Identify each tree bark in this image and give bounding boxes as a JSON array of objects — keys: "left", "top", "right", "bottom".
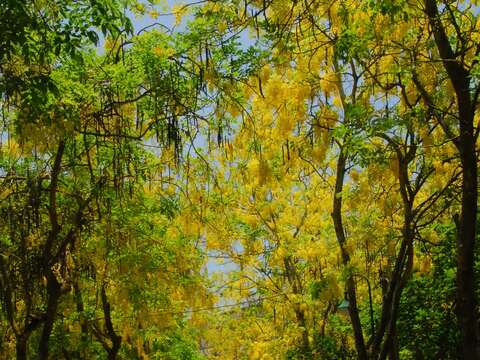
[
  {"left": 101, "top": 285, "right": 121, "bottom": 360},
  {"left": 332, "top": 150, "right": 368, "bottom": 360},
  {"left": 424, "top": 1, "right": 479, "bottom": 357},
  {"left": 16, "top": 335, "right": 27, "bottom": 360},
  {"left": 456, "top": 119, "right": 479, "bottom": 359},
  {"left": 38, "top": 273, "right": 61, "bottom": 360}
]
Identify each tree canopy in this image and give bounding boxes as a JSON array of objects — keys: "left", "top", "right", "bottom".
[{"left": 0, "top": 0, "right": 479, "bottom": 359}]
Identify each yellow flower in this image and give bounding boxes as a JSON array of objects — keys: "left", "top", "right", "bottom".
[
  {"left": 153, "top": 46, "right": 174, "bottom": 58},
  {"left": 172, "top": 4, "right": 187, "bottom": 25},
  {"left": 134, "top": 2, "right": 145, "bottom": 13},
  {"left": 218, "top": 20, "right": 227, "bottom": 33}
]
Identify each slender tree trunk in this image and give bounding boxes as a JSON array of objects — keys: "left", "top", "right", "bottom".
[
  {"left": 38, "top": 274, "right": 61, "bottom": 360},
  {"left": 332, "top": 150, "right": 368, "bottom": 360},
  {"left": 387, "top": 327, "right": 399, "bottom": 360},
  {"left": 38, "top": 140, "right": 65, "bottom": 360},
  {"left": 295, "top": 308, "right": 310, "bottom": 356},
  {"left": 456, "top": 118, "right": 478, "bottom": 358},
  {"left": 16, "top": 335, "right": 28, "bottom": 360},
  {"left": 101, "top": 285, "right": 121, "bottom": 360},
  {"left": 423, "top": 1, "right": 479, "bottom": 356},
  {"left": 380, "top": 162, "right": 414, "bottom": 360},
  {"left": 74, "top": 280, "right": 89, "bottom": 339}
]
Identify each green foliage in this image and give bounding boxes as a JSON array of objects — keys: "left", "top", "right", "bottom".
[
  {"left": 397, "top": 228, "right": 459, "bottom": 358},
  {"left": 0, "top": 0, "right": 479, "bottom": 359},
  {"left": 151, "top": 327, "right": 206, "bottom": 360}
]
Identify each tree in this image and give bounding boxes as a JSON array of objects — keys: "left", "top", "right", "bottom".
[
  {"left": 1, "top": 0, "right": 478, "bottom": 358},
  {"left": 0, "top": 1, "right": 213, "bottom": 358},
  {"left": 187, "top": 0, "right": 478, "bottom": 358}
]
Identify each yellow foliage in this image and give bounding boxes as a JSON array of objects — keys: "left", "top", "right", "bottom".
[{"left": 172, "top": 4, "right": 188, "bottom": 25}]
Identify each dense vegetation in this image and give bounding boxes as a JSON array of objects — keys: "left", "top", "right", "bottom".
[{"left": 0, "top": 0, "right": 479, "bottom": 359}]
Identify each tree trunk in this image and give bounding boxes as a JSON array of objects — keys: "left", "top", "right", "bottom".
[
  {"left": 456, "top": 119, "right": 479, "bottom": 359},
  {"left": 38, "top": 274, "right": 61, "bottom": 360},
  {"left": 332, "top": 150, "right": 368, "bottom": 360},
  {"left": 16, "top": 335, "right": 28, "bottom": 360},
  {"left": 74, "top": 280, "right": 89, "bottom": 338},
  {"left": 387, "top": 327, "right": 399, "bottom": 360},
  {"left": 424, "top": 1, "right": 479, "bottom": 356},
  {"left": 101, "top": 285, "right": 121, "bottom": 360}
]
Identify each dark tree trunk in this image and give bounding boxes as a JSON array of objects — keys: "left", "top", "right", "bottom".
[
  {"left": 101, "top": 285, "right": 121, "bottom": 360},
  {"left": 332, "top": 151, "right": 368, "bottom": 360},
  {"left": 456, "top": 116, "right": 479, "bottom": 359},
  {"left": 74, "top": 280, "right": 89, "bottom": 341},
  {"left": 16, "top": 335, "right": 27, "bottom": 360},
  {"left": 387, "top": 327, "right": 399, "bottom": 360},
  {"left": 424, "top": 1, "right": 479, "bottom": 357},
  {"left": 38, "top": 274, "right": 61, "bottom": 360}
]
